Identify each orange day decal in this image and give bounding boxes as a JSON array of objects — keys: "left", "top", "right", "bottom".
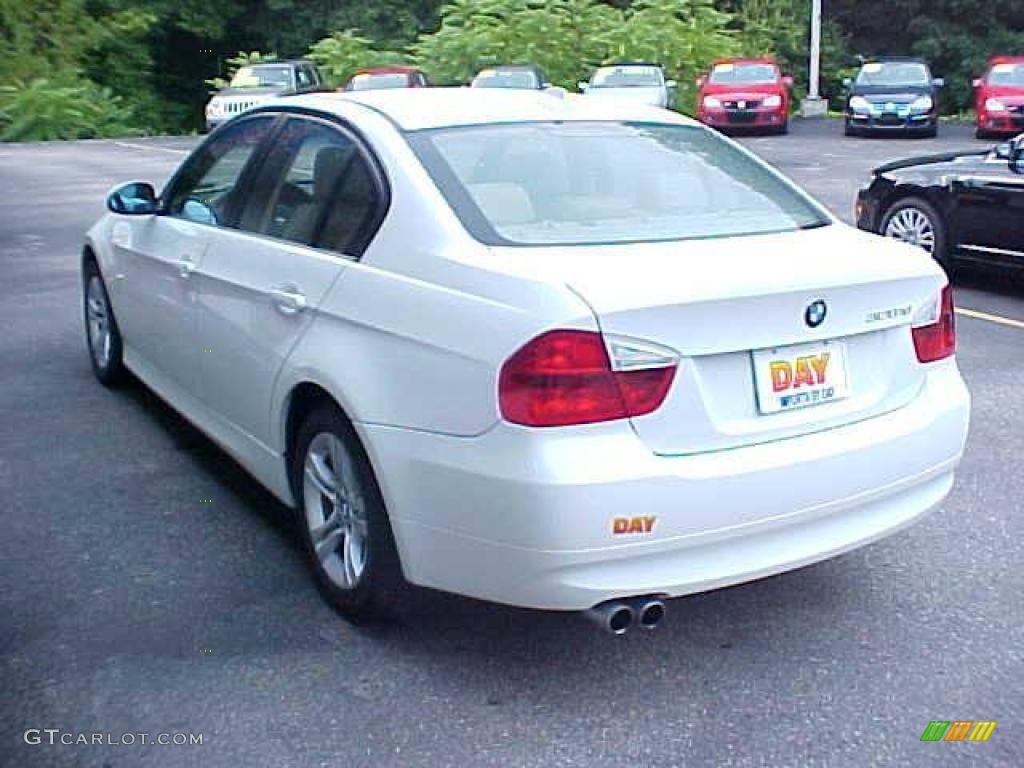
[
  {"left": 770, "top": 352, "right": 831, "bottom": 393},
  {"left": 613, "top": 516, "right": 656, "bottom": 535}
]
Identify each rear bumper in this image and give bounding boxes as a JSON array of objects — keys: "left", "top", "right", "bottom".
[{"left": 366, "top": 361, "right": 969, "bottom": 610}]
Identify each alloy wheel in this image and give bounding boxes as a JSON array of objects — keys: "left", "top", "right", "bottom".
[
  {"left": 884, "top": 207, "right": 936, "bottom": 254},
  {"left": 86, "top": 276, "right": 113, "bottom": 369},
  {"left": 302, "top": 432, "right": 369, "bottom": 590}
]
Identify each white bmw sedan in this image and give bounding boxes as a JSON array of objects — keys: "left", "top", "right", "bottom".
[{"left": 83, "top": 89, "right": 969, "bottom": 631}]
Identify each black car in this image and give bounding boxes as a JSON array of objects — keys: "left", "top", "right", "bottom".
[
  {"left": 844, "top": 57, "right": 944, "bottom": 138},
  {"left": 470, "top": 65, "right": 549, "bottom": 90},
  {"left": 856, "top": 134, "right": 1024, "bottom": 272}
]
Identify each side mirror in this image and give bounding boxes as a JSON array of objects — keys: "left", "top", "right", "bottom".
[
  {"left": 695, "top": 76, "right": 706, "bottom": 88},
  {"left": 782, "top": 75, "right": 794, "bottom": 88},
  {"left": 842, "top": 77, "right": 852, "bottom": 88},
  {"left": 665, "top": 79, "right": 678, "bottom": 89},
  {"left": 972, "top": 78, "right": 983, "bottom": 89},
  {"left": 106, "top": 182, "right": 159, "bottom": 215},
  {"left": 578, "top": 82, "right": 589, "bottom": 92},
  {"left": 933, "top": 77, "right": 945, "bottom": 88}
]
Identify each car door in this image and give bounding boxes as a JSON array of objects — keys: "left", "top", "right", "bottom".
[
  {"left": 116, "top": 114, "right": 276, "bottom": 395},
  {"left": 194, "top": 114, "right": 386, "bottom": 447},
  {"left": 951, "top": 151, "right": 1024, "bottom": 262}
]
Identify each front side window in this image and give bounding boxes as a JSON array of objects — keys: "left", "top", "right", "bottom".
[
  {"left": 591, "top": 66, "right": 662, "bottom": 88},
  {"left": 238, "top": 118, "right": 381, "bottom": 254},
  {"left": 855, "top": 61, "right": 931, "bottom": 87},
  {"left": 407, "top": 121, "right": 829, "bottom": 247},
  {"left": 164, "top": 116, "right": 274, "bottom": 226},
  {"left": 709, "top": 63, "right": 779, "bottom": 85}
]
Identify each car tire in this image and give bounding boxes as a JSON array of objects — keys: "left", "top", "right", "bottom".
[
  {"left": 975, "top": 127, "right": 992, "bottom": 140},
  {"left": 844, "top": 120, "right": 857, "bottom": 137},
  {"left": 879, "top": 196, "right": 952, "bottom": 272},
  {"left": 775, "top": 120, "right": 789, "bottom": 136},
  {"left": 291, "top": 403, "right": 405, "bottom": 622},
  {"left": 922, "top": 125, "right": 938, "bottom": 139},
  {"left": 83, "top": 259, "right": 128, "bottom": 387}
]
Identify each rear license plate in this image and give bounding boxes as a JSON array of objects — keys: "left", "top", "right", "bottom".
[{"left": 752, "top": 340, "right": 849, "bottom": 414}]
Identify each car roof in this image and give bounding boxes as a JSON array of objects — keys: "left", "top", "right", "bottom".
[
  {"left": 988, "top": 55, "right": 1024, "bottom": 65},
  {"left": 862, "top": 56, "right": 928, "bottom": 65},
  {"left": 248, "top": 59, "right": 314, "bottom": 67},
  {"left": 712, "top": 57, "right": 778, "bottom": 66},
  {"left": 277, "top": 87, "right": 696, "bottom": 131},
  {"left": 356, "top": 66, "right": 422, "bottom": 75}
]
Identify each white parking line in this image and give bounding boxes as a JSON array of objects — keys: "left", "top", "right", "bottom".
[
  {"left": 956, "top": 307, "right": 1024, "bottom": 330},
  {"left": 112, "top": 141, "right": 189, "bottom": 156}
]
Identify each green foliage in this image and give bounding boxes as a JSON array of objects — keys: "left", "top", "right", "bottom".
[
  {"left": 0, "top": 78, "right": 140, "bottom": 141},
  {"left": 205, "top": 51, "right": 281, "bottom": 92},
  {"left": 308, "top": 31, "right": 405, "bottom": 88}
]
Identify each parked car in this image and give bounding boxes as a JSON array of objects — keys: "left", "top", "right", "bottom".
[
  {"left": 696, "top": 58, "right": 793, "bottom": 134},
  {"left": 856, "top": 133, "right": 1024, "bottom": 272},
  {"left": 471, "top": 65, "right": 548, "bottom": 90},
  {"left": 86, "top": 88, "right": 968, "bottom": 630},
  {"left": 579, "top": 63, "right": 675, "bottom": 108},
  {"left": 844, "top": 57, "right": 944, "bottom": 138},
  {"left": 342, "top": 66, "right": 429, "bottom": 92},
  {"left": 205, "top": 60, "right": 323, "bottom": 132},
  {"left": 974, "top": 57, "right": 1024, "bottom": 139}
]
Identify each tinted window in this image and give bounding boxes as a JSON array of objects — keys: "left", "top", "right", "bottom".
[
  {"left": 988, "top": 62, "right": 1024, "bottom": 87},
  {"left": 591, "top": 66, "right": 662, "bottom": 88},
  {"left": 164, "top": 116, "right": 273, "bottom": 226},
  {"left": 709, "top": 63, "right": 778, "bottom": 85},
  {"left": 472, "top": 70, "right": 541, "bottom": 89},
  {"left": 230, "top": 66, "right": 292, "bottom": 89},
  {"left": 408, "top": 121, "right": 828, "bottom": 247},
  {"left": 296, "top": 67, "right": 313, "bottom": 88},
  {"left": 347, "top": 73, "right": 410, "bottom": 91},
  {"left": 238, "top": 118, "right": 380, "bottom": 254},
  {"left": 855, "top": 61, "right": 930, "bottom": 87}
]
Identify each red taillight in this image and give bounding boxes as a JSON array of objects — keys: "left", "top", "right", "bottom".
[
  {"left": 498, "top": 330, "right": 677, "bottom": 427},
  {"left": 912, "top": 285, "right": 956, "bottom": 363}
]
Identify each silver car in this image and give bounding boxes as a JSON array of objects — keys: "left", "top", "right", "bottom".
[{"left": 579, "top": 63, "right": 676, "bottom": 109}]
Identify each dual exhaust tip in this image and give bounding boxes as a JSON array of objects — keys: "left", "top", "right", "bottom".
[{"left": 585, "top": 596, "right": 666, "bottom": 635}]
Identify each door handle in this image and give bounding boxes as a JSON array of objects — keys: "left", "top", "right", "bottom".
[
  {"left": 178, "top": 256, "right": 197, "bottom": 279},
  {"left": 269, "top": 286, "right": 307, "bottom": 315}
]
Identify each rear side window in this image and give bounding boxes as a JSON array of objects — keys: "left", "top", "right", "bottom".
[
  {"left": 407, "top": 121, "right": 829, "bottom": 247},
  {"left": 237, "top": 117, "right": 383, "bottom": 255}
]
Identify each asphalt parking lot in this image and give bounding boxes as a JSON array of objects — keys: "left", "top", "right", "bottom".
[{"left": 1, "top": 118, "right": 1021, "bottom": 768}]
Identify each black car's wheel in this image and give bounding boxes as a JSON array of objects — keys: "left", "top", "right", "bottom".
[
  {"left": 83, "top": 259, "right": 128, "bottom": 387},
  {"left": 921, "top": 124, "right": 938, "bottom": 139},
  {"left": 291, "top": 403, "right": 405, "bottom": 621},
  {"left": 880, "top": 197, "right": 951, "bottom": 271},
  {"left": 844, "top": 120, "right": 858, "bottom": 137}
]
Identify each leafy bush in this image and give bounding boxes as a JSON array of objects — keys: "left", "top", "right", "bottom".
[{"left": 0, "top": 77, "right": 141, "bottom": 141}]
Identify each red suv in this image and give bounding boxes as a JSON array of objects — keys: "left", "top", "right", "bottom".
[
  {"left": 696, "top": 58, "right": 793, "bottom": 134},
  {"left": 342, "top": 67, "right": 429, "bottom": 92},
  {"left": 974, "top": 57, "right": 1024, "bottom": 139}
]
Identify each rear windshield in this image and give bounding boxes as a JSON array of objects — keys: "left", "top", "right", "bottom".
[
  {"left": 407, "top": 121, "right": 829, "bottom": 247},
  {"left": 709, "top": 63, "right": 778, "bottom": 85},
  {"left": 855, "top": 61, "right": 930, "bottom": 87},
  {"left": 988, "top": 62, "right": 1024, "bottom": 86},
  {"left": 472, "top": 70, "right": 541, "bottom": 89}
]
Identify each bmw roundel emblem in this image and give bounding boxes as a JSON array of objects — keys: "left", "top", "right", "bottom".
[{"left": 805, "top": 300, "right": 828, "bottom": 328}]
